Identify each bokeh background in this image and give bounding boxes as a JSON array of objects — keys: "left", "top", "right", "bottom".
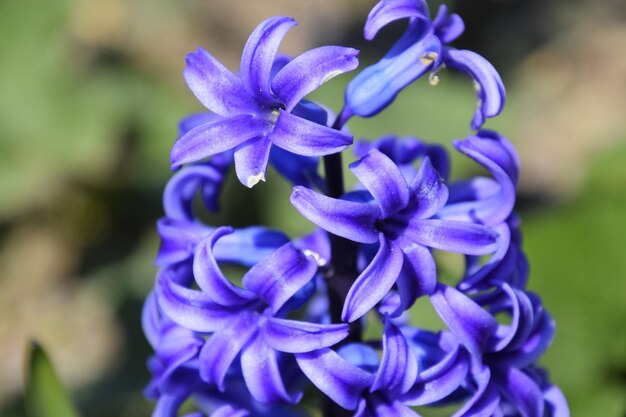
[{"left": 1, "top": 0, "right": 625, "bottom": 416}]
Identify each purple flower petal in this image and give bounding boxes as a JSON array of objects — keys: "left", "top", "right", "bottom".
[
  {"left": 486, "top": 284, "right": 534, "bottom": 353},
  {"left": 354, "top": 136, "right": 451, "bottom": 183},
  {"left": 270, "top": 110, "right": 353, "bottom": 156},
  {"left": 453, "top": 367, "right": 500, "bottom": 417},
  {"left": 199, "top": 312, "right": 258, "bottom": 389},
  {"left": 291, "top": 186, "right": 380, "bottom": 244},
  {"left": 345, "top": 23, "right": 442, "bottom": 117},
  {"left": 371, "top": 320, "right": 418, "bottom": 395},
  {"left": 142, "top": 291, "right": 161, "bottom": 349},
  {"left": 163, "top": 164, "right": 223, "bottom": 220},
  {"left": 441, "top": 131, "right": 518, "bottom": 226},
  {"left": 543, "top": 383, "right": 570, "bottom": 417},
  {"left": 178, "top": 112, "right": 219, "bottom": 136},
  {"left": 183, "top": 48, "right": 257, "bottom": 117},
  {"left": 156, "top": 323, "right": 203, "bottom": 390},
  {"left": 155, "top": 219, "right": 211, "bottom": 266},
  {"left": 269, "top": 145, "right": 323, "bottom": 189},
  {"left": 296, "top": 348, "right": 375, "bottom": 410},
  {"left": 402, "top": 344, "right": 469, "bottom": 406},
  {"left": 263, "top": 318, "right": 349, "bottom": 353},
  {"left": 211, "top": 405, "right": 249, "bottom": 417},
  {"left": 212, "top": 226, "right": 290, "bottom": 267},
  {"left": 443, "top": 49, "right": 505, "bottom": 130},
  {"left": 350, "top": 149, "right": 410, "bottom": 218},
  {"left": 156, "top": 270, "right": 238, "bottom": 333},
  {"left": 403, "top": 218, "right": 498, "bottom": 255},
  {"left": 364, "top": 0, "right": 430, "bottom": 40},
  {"left": 233, "top": 135, "right": 272, "bottom": 188},
  {"left": 241, "top": 333, "right": 302, "bottom": 405},
  {"left": 240, "top": 17, "right": 297, "bottom": 103},
  {"left": 496, "top": 295, "right": 555, "bottom": 368},
  {"left": 342, "top": 236, "right": 404, "bottom": 322},
  {"left": 495, "top": 368, "right": 544, "bottom": 417},
  {"left": 432, "top": 4, "right": 464, "bottom": 44},
  {"left": 430, "top": 284, "right": 498, "bottom": 358},
  {"left": 404, "top": 156, "right": 449, "bottom": 219},
  {"left": 356, "top": 396, "right": 419, "bottom": 417},
  {"left": 171, "top": 115, "right": 267, "bottom": 169},
  {"left": 272, "top": 46, "right": 359, "bottom": 111},
  {"left": 458, "top": 223, "right": 511, "bottom": 291},
  {"left": 395, "top": 241, "right": 437, "bottom": 312},
  {"left": 242, "top": 242, "right": 318, "bottom": 313},
  {"left": 193, "top": 228, "right": 255, "bottom": 306},
  {"left": 153, "top": 393, "right": 191, "bottom": 417}
]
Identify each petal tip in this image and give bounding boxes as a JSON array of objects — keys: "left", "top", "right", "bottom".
[{"left": 246, "top": 172, "right": 266, "bottom": 188}]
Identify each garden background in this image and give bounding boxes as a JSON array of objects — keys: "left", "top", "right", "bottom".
[{"left": 0, "top": 0, "right": 625, "bottom": 416}]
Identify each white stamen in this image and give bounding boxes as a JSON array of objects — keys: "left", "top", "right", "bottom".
[
  {"left": 303, "top": 249, "right": 326, "bottom": 267},
  {"left": 420, "top": 51, "right": 439, "bottom": 66}
]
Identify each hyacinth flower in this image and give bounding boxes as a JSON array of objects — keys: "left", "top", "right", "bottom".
[
  {"left": 345, "top": 0, "right": 505, "bottom": 129},
  {"left": 143, "top": 291, "right": 309, "bottom": 417},
  {"left": 170, "top": 16, "right": 359, "bottom": 187},
  {"left": 156, "top": 227, "right": 349, "bottom": 405},
  {"left": 143, "top": 2, "right": 568, "bottom": 416},
  {"left": 291, "top": 148, "right": 499, "bottom": 321},
  {"left": 430, "top": 284, "right": 568, "bottom": 416}
]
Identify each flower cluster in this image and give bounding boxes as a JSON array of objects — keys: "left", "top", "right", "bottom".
[{"left": 143, "top": 1, "right": 569, "bottom": 416}]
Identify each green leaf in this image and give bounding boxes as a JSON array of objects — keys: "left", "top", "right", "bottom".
[{"left": 24, "top": 341, "right": 81, "bottom": 417}]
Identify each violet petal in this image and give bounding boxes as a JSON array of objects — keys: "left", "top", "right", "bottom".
[
  {"left": 272, "top": 46, "right": 359, "bottom": 111},
  {"left": 291, "top": 186, "right": 380, "bottom": 244},
  {"left": 350, "top": 149, "right": 410, "bottom": 218},
  {"left": 233, "top": 135, "right": 272, "bottom": 188},
  {"left": 240, "top": 17, "right": 297, "bottom": 103},
  {"left": 430, "top": 284, "right": 498, "bottom": 358},
  {"left": 263, "top": 318, "right": 349, "bottom": 353},
  {"left": 156, "top": 271, "right": 237, "bottom": 333},
  {"left": 364, "top": 0, "right": 430, "bottom": 40},
  {"left": 199, "top": 312, "right": 258, "bottom": 389},
  {"left": 371, "top": 319, "right": 418, "bottom": 395},
  {"left": 183, "top": 48, "right": 257, "bottom": 116},
  {"left": 443, "top": 49, "right": 505, "bottom": 130},
  {"left": 270, "top": 109, "right": 353, "bottom": 156},
  {"left": 242, "top": 242, "right": 318, "bottom": 313},
  {"left": 193, "top": 228, "right": 255, "bottom": 305},
  {"left": 170, "top": 115, "right": 266, "bottom": 169},
  {"left": 404, "top": 218, "right": 498, "bottom": 255},
  {"left": 296, "top": 348, "right": 375, "bottom": 410},
  {"left": 342, "top": 236, "right": 404, "bottom": 322},
  {"left": 241, "top": 333, "right": 302, "bottom": 405}
]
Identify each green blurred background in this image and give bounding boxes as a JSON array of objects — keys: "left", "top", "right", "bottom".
[{"left": 1, "top": 0, "right": 625, "bottom": 416}]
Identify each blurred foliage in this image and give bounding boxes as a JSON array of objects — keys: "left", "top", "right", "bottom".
[
  {"left": 24, "top": 343, "right": 80, "bottom": 417},
  {"left": 0, "top": 0, "right": 625, "bottom": 416}
]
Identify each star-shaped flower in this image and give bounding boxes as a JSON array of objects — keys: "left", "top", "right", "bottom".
[
  {"left": 291, "top": 149, "right": 498, "bottom": 322},
  {"left": 156, "top": 227, "right": 349, "bottom": 405},
  {"left": 171, "top": 16, "right": 359, "bottom": 187}
]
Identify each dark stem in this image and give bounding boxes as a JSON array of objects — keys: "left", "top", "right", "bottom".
[
  {"left": 321, "top": 113, "right": 361, "bottom": 417},
  {"left": 322, "top": 152, "right": 361, "bottom": 342},
  {"left": 322, "top": 107, "right": 360, "bottom": 341}
]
